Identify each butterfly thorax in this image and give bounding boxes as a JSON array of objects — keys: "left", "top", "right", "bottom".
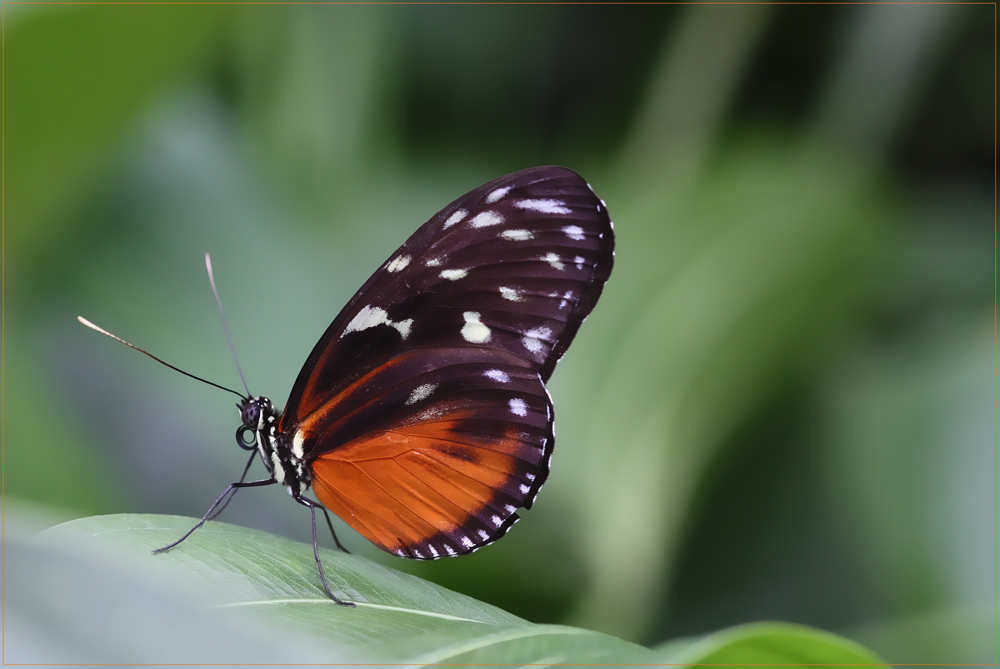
[{"left": 239, "top": 396, "right": 311, "bottom": 496}]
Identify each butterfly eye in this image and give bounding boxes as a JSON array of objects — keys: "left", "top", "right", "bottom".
[{"left": 241, "top": 401, "right": 260, "bottom": 428}]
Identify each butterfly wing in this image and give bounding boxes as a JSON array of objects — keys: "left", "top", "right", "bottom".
[
  {"left": 279, "top": 166, "right": 614, "bottom": 558},
  {"left": 304, "top": 346, "right": 553, "bottom": 558}
]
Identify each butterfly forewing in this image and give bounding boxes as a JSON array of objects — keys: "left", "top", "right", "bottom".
[{"left": 279, "top": 166, "right": 614, "bottom": 559}]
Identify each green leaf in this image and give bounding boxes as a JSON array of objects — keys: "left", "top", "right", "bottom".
[
  {"left": 10, "top": 511, "right": 888, "bottom": 665},
  {"left": 655, "top": 621, "right": 890, "bottom": 666},
  {"left": 12, "top": 513, "right": 650, "bottom": 664}
]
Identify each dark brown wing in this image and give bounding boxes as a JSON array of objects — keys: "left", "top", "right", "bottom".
[{"left": 278, "top": 166, "right": 614, "bottom": 558}]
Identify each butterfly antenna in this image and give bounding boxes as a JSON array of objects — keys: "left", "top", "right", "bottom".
[
  {"left": 204, "top": 253, "right": 252, "bottom": 398},
  {"left": 77, "top": 316, "right": 245, "bottom": 399}
]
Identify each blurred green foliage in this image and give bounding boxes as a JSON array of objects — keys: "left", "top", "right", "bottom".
[{"left": 5, "top": 2, "right": 992, "bottom": 663}]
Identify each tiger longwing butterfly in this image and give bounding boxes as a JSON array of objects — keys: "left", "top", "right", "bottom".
[{"left": 81, "top": 166, "right": 614, "bottom": 605}]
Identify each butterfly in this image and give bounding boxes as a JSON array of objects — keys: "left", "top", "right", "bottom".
[{"left": 81, "top": 165, "right": 614, "bottom": 605}]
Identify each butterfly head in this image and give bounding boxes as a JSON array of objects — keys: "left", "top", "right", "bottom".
[
  {"left": 236, "top": 396, "right": 277, "bottom": 455},
  {"left": 238, "top": 396, "right": 270, "bottom": 430},
  {"left": 236, "top": 395, "right": 305, "bottom": 492}
]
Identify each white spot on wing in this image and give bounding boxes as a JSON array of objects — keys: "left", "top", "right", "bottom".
[
  {"left": 426, "top": 257, "right": 443, "bottom": 267},
  {"left": 522, "top": 337, "right": 544, "bottom": 354},
  {"left": 519, "top": 483, "right": 530, "bottom": 494},
  {"left": 504, "top": 504, "right": 516, "bottom": 513},
  {"left": 562, "top": 225, "right": 585, "bottom": 240},
  {"left": 559, "top": 290, "right": 574, "bottom": 309},
  {"left": 542, "top": 253, "right": 564, "bottom": 270},
  {"left": 501, "top": 229, "right": 533, "bottom": 241},
  {"left": 415, "top": 407, "right": 446, "bottom": 421},
  {"left": 461, "top": 311, "right": 491, "bottom": 343},
  {"left": 477, "top": 529, "right": 490, "bottom": 540},
  {"left": 492, "top": 514, "right": 503, "bottom": 527},
  {"left": 515, "top": 198, "right": 571, "bottom": 215},
  {"left": 508, "top": 398, "right": 528, "bottom": 416},
  {"left": 444, "top": 209, "right": 468, "bottom": 228},
  {"left": 461, "top": 536, "right": 474, "bottom": 548},
  {"left": 343, "top": 305, "right": 414, "bottom": 339},
  {"left": 393, "top": 319, "right": 413, "bottom": 339},
  {"left": 440, "top": 268, "right": 468, "bottom": 281},
  {"left": 444, "top": 544, "right": 457, "bottom": 556},
  {"left": 469, "top": 210, "right": 504, "bottom": 228},
  {"left": 485, "top": 186, "right": 511, "bottom": 203},
  {"left": 498, "top": 286, "right": 522, "bottom": 302},
  {"left": 427, "top": 544, "right": 439, "bottom": 558},
  {"left": 522, "top": 326, "right": 552, "bottom": 354},
  {"left": 574, "top": 255, "right": 585, "bottom": 269},
  {"left": 386, "top": 255, "right": 410, "bottom": 272},
  {"left": 484, "top": 369, "right": 510, "bottom": 383},
  {"left": 413, "top": 549, "right": 424, "bottom": 559},
  {"left": 343, "top": 305, "right": 387, "bottom": 336},
  {"left": 406, "top": 383, "right": 437, "bottom": 405}
]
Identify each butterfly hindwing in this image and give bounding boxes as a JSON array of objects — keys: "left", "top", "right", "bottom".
[
  {"left": 279, "top": 166, "right": 614, "bottom": 559},
  {"left": 305, "top": 347, "right": 552, "bottom": 558}
]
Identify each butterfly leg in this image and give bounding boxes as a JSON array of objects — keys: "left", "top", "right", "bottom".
[
  {"left": 319, "top": 505, "right": 351, "bottom": 554},
  {"left": 293, "top": 493, "right": 355, "bottom": 606},
  {"left": 298, "top": 493, "right": 350, "bottom": 554},
  {"left": 153, "top": 474, "right": 276, "bottom": 554},
  {"left": 205, "top": 451, "right": 257, "bottom": 522}
]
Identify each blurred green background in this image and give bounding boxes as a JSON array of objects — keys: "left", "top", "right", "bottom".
[{"left": 5, "top": 2, "right": 992, "bottom": 663}]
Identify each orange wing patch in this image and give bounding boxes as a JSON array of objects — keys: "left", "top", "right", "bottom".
[{"left": 309, "top": 416, "right": 539, "bottom": 559}]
